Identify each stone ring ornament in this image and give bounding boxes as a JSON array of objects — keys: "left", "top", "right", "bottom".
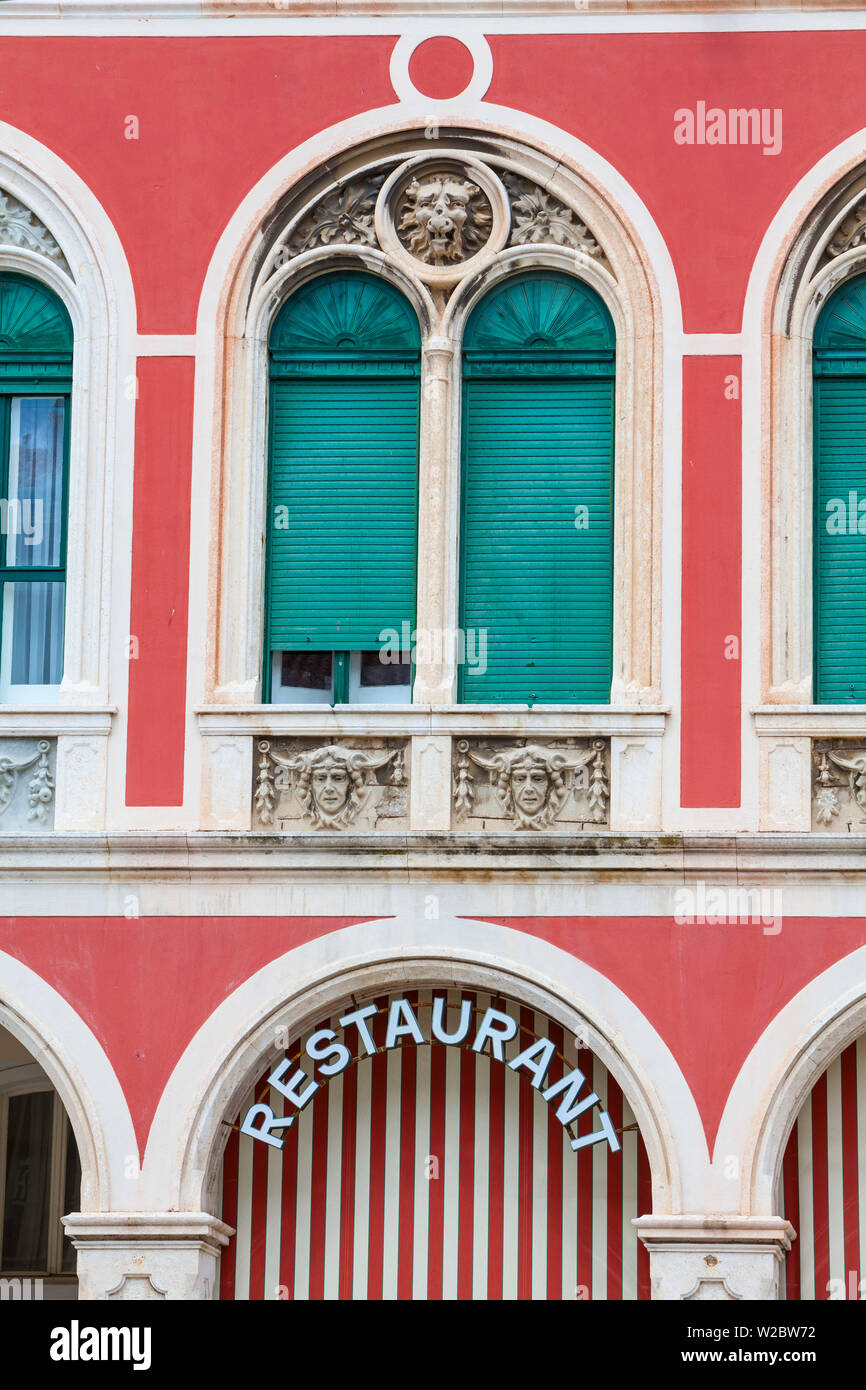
[{"left": 375, "top": 152, "right": 510, "bottom": 288}]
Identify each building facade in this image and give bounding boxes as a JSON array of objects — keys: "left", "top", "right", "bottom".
[{"left": 1, "top": 0, "right": 866, "bottom": 1302}]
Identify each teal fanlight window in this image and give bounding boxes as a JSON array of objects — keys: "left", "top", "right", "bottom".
[
  {"left": 0, "top": 273, "right": 72, "bottom": 695},
  {"left": 813, "top": 273, "right": 866, "bottom": 703},
  {"left": 264, "top": 271, "right": 420, "bottom": 704},
  {"left": 459, "top": 270, "right": 615, "bottom": 704}
]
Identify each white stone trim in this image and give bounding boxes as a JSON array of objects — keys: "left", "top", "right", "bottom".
[
  {"left": 196, "top": 705, "right": 668, "bottom": 735},
  {"left": 0, "top": 950, "right": 138, "bottom": 1212},
  {"left": 4, "top": 4, "right": 866, "bottom": 33},
  {"left": 141, "top": 914, "right": 705, "bottom": 1219},
  {"left": 388, "top": 30, "right": 493, "bottom": 107},
  {"left": 714, "top": 944, "right": 866, "bottom": 1220},
  {"left": 0, "top": 128, "right": 134, "bottom": 716}
]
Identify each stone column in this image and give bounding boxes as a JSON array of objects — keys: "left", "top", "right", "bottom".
[
  {"left": 64, "top": 1213, "right": 233, "bottom": 1301},
  {"left": 413, "top": 336, "right": 457, "bottom": 705},
  {"left": 634, "top": 1216, "right": 794, "bottom": 1300}
]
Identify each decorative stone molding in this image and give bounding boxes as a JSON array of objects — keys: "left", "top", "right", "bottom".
[
  {"left": 64, "top": 1213, "right": 231, "bottom": 1302},
  {"left": 281, "top": 174, "right": 384, "bottom": 257},
  {"left": 0, "top": 737, "right": 55, "bottom": 830},
  {"left": 811, "top": 738, "right": 866, "bottom": 830},
  {"left": 267, "top": 153, "right": 608, "bottom": 294},
  {"left": 0, "top": 188, "right": 70, "bottom": 272},
  {"left": 253, "top": 737, "right": 409, "bottom": 831},
  {"left": 634, "top": 1216, "right": 793, "bottom": 1301},
  {"left": 767, "top": 161, "right": 866, "bottom": 702},
  {"left": 0, "top": 143, "right": 129, "bottom": 707},
  {"left": 105, "top": 1273, "right": 167, "bottom": 1301},
  {"left": 451, "top": 736, "right": 609, "bottom": 831},
  {"left": 503, "top": 173, "right": 604, "bottom": 261},
  {"left": 375, "top": 153, "right": 510, "bottom": 289},
  {"left": 824, "top": 199, "right": 866, "bottom": 264}
]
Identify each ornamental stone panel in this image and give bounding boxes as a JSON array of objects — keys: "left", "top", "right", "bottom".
[
  {"left": 812, "top": 738, "right": 866, "bottom": 830},
  {"left": 451, "top": 736, "right": 609, "bottom": 831},
  {"left": 253, "top": 738, "right": 409, "bottom": 832},
  {"left": 0, "top": 737, "right": 56, "bottom": 831}
]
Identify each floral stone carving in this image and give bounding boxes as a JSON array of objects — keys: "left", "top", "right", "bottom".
[
  {"left": 0, "top": 189, "right": 69, "bottom": 271},
  {"left": 280, "top": 175, "right": 385, "bottom": 259},
  {"left": 452, "top": 737, "right": 609, "bottom": 831},
  {"left": 825, "top": 201, "right": 866, "bottom": 261},
  {"left": 0, "top": 738, "right": 56, "bottom": 830},
  {"left": 253, "top": 738, "right": 408, "bottom": 832},
  {"left": 812, "top": 739, "right": 866, "bottom": 830},
  {"left": 503, "top": 174, "right": 604, "bottom": 258}
]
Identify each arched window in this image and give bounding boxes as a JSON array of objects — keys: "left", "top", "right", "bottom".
[
  {"left": 264, "top": 272, "right": 420, "bottom": 704},
  {"left": 0, "top": 273, "right": 72, "bottom": 699},
  {"left": 459, "top": 271, "right": 615, "bottom": 705},
  {"left": 813, "top": 274, "right": 866, "bottom": 703}
]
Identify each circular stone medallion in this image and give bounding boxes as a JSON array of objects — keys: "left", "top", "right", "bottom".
[{"left": 375, "top": 153, "right": 510, "bottom": 288}]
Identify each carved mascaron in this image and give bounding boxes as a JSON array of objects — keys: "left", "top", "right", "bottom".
[
  {"left": 254, "top": 738, "right": 408, "bottom": 832},
  {"left": 269, "top": 146, "right": 608, "bottom": 289},
  {"left": 452, "top": 737, "right": 609, "bottom": 831}
]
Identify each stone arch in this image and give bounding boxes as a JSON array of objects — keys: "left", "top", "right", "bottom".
[
  {"left": 714, "top": 944, "right": 866, "bottom": 1221},
  {"left": 201, "top": 117, "right": 663, "bottom": 709},
  {"left": 757, "top": 140, "right": 866, "bottom": 705},
  {"left": 0, "top": 949, "right": 138, "bottom": 1212},
  {"left": 140, "top": 916, "right": 706, "bottom": 1220},
  {"left": 0, "top": 124, "right": 135, "bottom": 708}
]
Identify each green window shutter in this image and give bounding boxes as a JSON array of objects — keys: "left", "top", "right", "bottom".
[
  {"left": 266, "top": 272, "right": 420, "bottom": 658},
  {"left": 813, "top": 274, "right": 866, "bottom": 703},
  {"left": 0, "top": 272, "right": 73, "bottom": 387},
  {"left": 459, "top": 271, "right": 615, "bottom": 704}
]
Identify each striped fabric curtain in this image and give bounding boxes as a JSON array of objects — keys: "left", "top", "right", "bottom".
[
  {"left": 780, "top": 1037, "right": 866, "bottom": 1300},
  {"left": 220, "top": 989, "right": 651, "bottom": 1301}
]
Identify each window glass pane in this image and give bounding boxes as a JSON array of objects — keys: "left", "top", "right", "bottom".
[
  {"left": 2, "top": 1091, "right": 52, "bottom": 1272},
  {"left": 360, "top": 649, "right": 412, "bottom": 687},
  {"left": 60, "top": 1118, "right": 81, "bottom": 1273},
  {"left": 272, "top": 650, "right": 334, "bottom": 704},
  {"left": 4, "top": 397, "right": 65, "bottom": 568},
  {"left": 348, "top": 650, "right": 411, "bottom": 704},
  {"left": 1, "top": 580, "right": 65, "bottom": 685}
]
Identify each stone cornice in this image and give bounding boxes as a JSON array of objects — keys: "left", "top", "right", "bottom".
[
  {"left": 2, "top": 830, "right": 866, "bottom": 879},
  {"left": 2, "top": 1, "right": 865, "bottom": 16}
]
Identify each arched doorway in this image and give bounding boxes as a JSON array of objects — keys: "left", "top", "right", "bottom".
[
  {"left": 0, "top": 1022, "right": 80, "bottom": 1298},
  {"left": 219, "top": 987, "right": 651, "bottom": 1300},
  {"left": 778, "top": 1035, "right": 866, "bottom": 1299}
]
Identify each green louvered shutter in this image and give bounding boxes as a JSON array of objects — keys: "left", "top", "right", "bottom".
[
  {"left": 459, "top": 271, "right": 615, "bottom": 704},
  {"left": 266, "top": 273, "right": 420, "bottom": 668},
  {"left": 813, "top": 274, "right": 866, "bottom": 703}
]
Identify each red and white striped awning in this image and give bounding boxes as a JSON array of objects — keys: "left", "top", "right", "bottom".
[
  {"left": 780, "top": 1037, "right": 866, "bottom": 1300},
  {"left": 220, "top": 989, "right": 651, "bottom": 1300}
]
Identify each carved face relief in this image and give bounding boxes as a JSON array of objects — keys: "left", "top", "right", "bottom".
[
  {"left": 397, "top": 174, "right": 492, "bottom": 266},
  {"left": 256, "top": 741, "right": 400, "bottom": 830},
  {"left": 311, "top": 758, "right": 350, "bottom": 818},
  {"left": 509, "top": 756, "right": 550, "bottom": 819}
]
